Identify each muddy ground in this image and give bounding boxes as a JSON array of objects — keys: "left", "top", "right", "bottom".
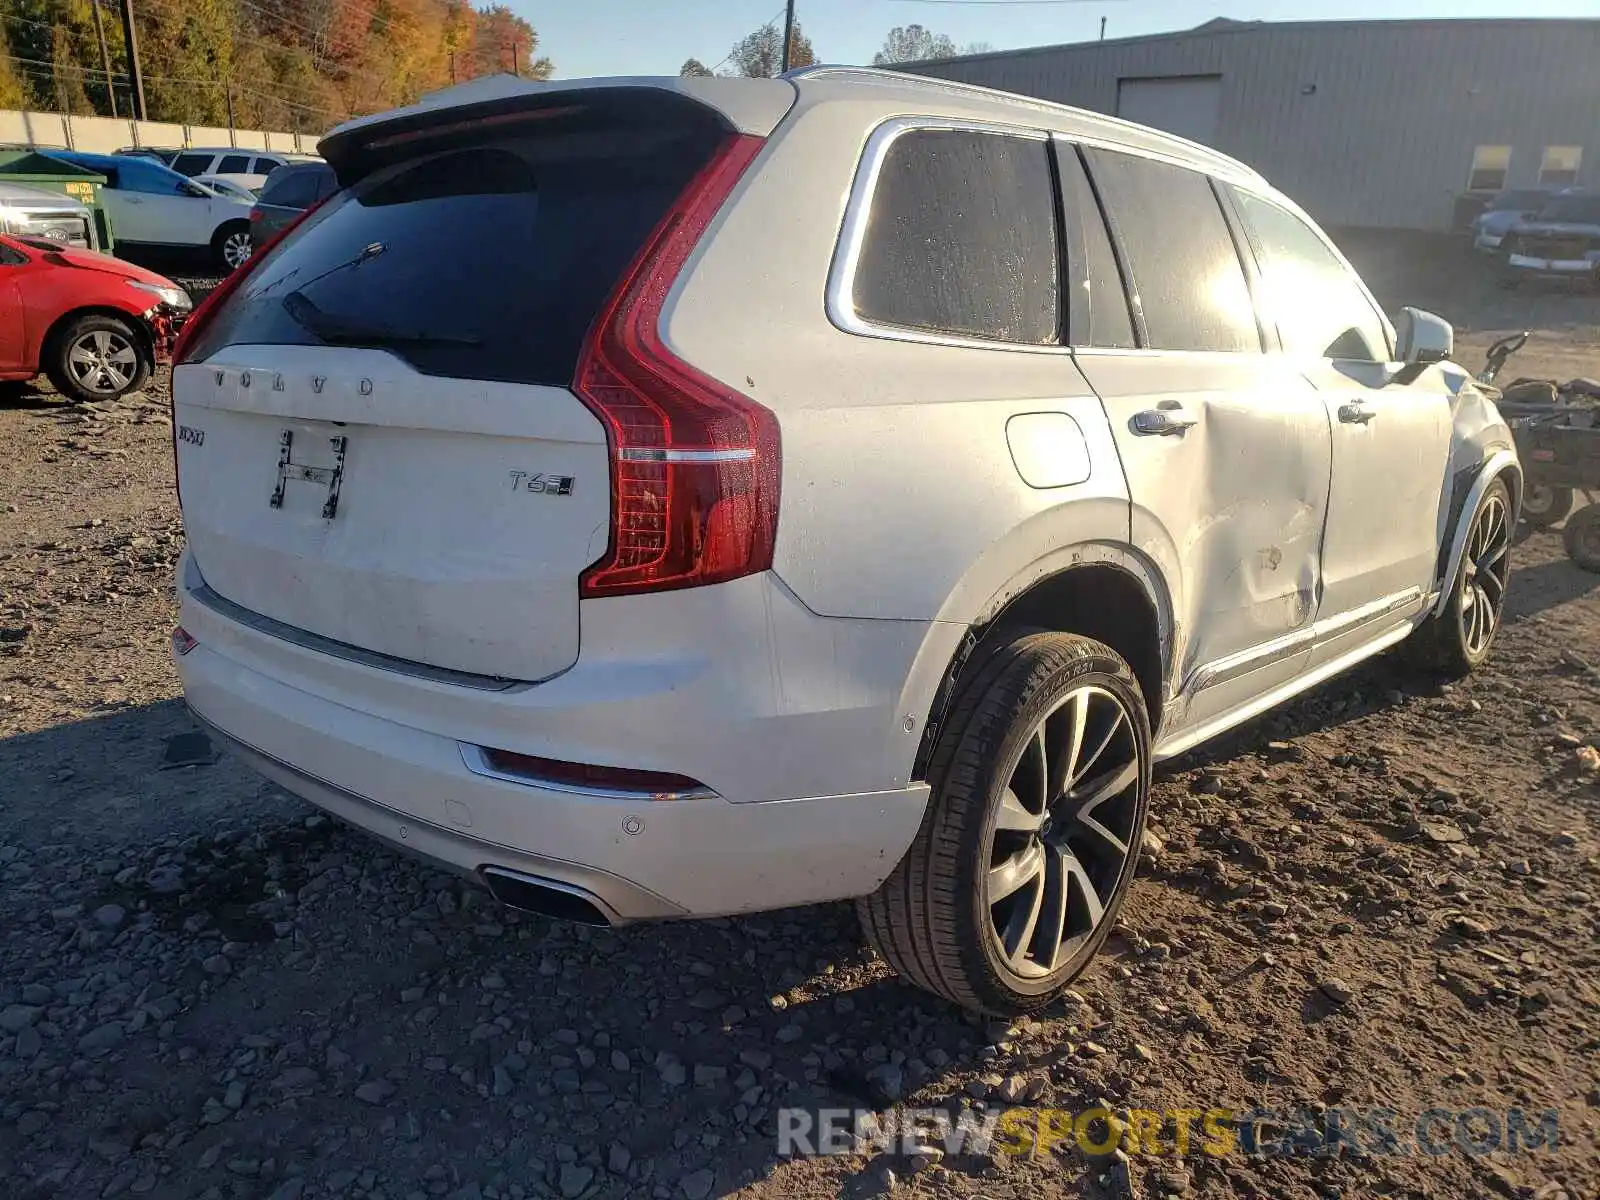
[{"left": 0, "top": 235, "right": 1596, "bottom": 1200}]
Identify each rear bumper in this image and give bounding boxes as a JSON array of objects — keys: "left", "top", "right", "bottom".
[{"left": 172, "top": 552, "right": 935, "bottom": 919}]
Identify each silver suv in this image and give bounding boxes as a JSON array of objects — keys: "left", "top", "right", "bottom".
[{"left": 168, "top": 69, "right": 1519, "bottom": 1016}]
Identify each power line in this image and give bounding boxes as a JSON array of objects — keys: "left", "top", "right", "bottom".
[{"left": 885, "top": 0, "right": 1125, "bottom": 5}]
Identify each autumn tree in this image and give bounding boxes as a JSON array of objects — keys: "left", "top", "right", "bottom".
[
  {"left": 873, "top": 24, "right": 956, "bottom": 65},
  {"left": 679, "top": 58, "right": 712, "bottom": 78},
  {"left": 726, "top": 20, "right": 814, "bottom": 78},
  {"left": 1, "top": 0, "right": 554, "bottom": 129},
  {"left": 962, "top": 42, "right": 996, "bottom": 55}
]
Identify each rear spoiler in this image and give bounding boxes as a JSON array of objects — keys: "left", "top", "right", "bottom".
[{"left": 320, "top": 78, "right": 797, "bottom": 185}]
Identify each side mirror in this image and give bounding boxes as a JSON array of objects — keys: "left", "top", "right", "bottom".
[{"left": 1395, "top": 306, "right": 1453, "bottom": 366}]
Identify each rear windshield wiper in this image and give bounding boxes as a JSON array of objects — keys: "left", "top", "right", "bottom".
[{"left": 281, "top": 289, "right": 482, "bottom": 348}]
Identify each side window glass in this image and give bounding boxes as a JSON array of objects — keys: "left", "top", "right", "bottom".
[
  {"left": 852, "top": 127, "right": 1060, "bottom": 345},
  {"left": 219, "top": 154, "right": 252, "bottom": 174},
  {"left": 0, "top": 244, "right": 26, "bottom": 266},
  {"left": 1233, "top": 190, "right": 1389, "bottom": 363},
  {"left": 1056, "top": 144, "right": 1134, "bottom": 350},
  {"left": 1085, "top": 149, "right": 1258, "bottom": 354},
  {"left": 122, "top": 162, "right": 183, "bottom": 196},
  {"left": 171, "top": 153, "right": 210, "bottom": 178}
]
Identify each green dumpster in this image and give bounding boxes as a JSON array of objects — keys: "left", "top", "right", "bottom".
[{"left": 0, "top": 151, "right": 115, "bottom": 252}]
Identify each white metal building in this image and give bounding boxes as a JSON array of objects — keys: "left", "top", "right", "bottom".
[{"left": 905, "top": 18, "right": 1600, "bottom": 232}]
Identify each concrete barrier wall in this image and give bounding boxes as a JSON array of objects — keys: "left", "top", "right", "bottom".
[{"left": 0, "top": 110, "right": 322, "bottom": 155}]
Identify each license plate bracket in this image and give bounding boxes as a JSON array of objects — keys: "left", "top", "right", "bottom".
[{"left": 270, "top": 430, "right": 348, "bottom": 519}]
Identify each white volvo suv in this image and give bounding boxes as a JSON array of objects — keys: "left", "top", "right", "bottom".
[{"left": 169, "top": 69, "right": 1519, "bottom": 1015}]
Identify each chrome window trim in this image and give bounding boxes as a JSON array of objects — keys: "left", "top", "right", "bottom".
[{"left": 825, "top": 115, "right": 1075, "bottom": 357}]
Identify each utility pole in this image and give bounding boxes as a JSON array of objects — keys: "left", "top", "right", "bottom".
[
  {"left": 1099, "top": 16, "right": 1107, "bottom": 41},
  {"left": 780, "top": 0, "right": 796, "bottom": 74},
  {"left": 91, "top": 0, "right": 118, "bottom": 117},
  {"left": 119, "top": 0, "right": 147, "bottom": 121},
  {"left": 449, "top": 51, "right": 456, "bottom": 84},
  {"left": 511, "top": 39, "right": 520, "bottom": 77},
  {"left": 226, "top": 84, "right": 236, "bottom": 137}
]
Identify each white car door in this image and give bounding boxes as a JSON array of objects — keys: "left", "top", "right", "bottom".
[{"left": 1229, "top": 187, "right": 1452, "bottom": 665}]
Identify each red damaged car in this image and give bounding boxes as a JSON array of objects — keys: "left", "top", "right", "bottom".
[{"left": 0, "top": 233, "right": 192, "bottom": 403}]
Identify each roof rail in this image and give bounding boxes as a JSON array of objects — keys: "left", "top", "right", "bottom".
[{"left": 783, "top": 64, "right": 1263, "bottom": 184}]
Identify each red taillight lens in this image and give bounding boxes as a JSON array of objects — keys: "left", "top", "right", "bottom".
[
  {"left": 171, "top": 626, "right": 197, "bottom": 656},
  {"left": 574, "top": 134, "right": 779, "bottom": 599},
  {"left": 480, "top": 748, "right": 710, "bottom": 799}
]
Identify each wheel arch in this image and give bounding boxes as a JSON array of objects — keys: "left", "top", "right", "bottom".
[
  {"left": 41, "top": 306, "right": 155, "bottom": 372},
  {"left": 900, "top": 544, "right": 1176, "bottom": 784},
  {"left": 1431, "top": 449, "right": 1520, "bottom": 619}
]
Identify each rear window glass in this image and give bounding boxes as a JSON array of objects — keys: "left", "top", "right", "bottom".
[
  {"left": 1537, "top": 195, "right": 1600, "bottom": 224},
  {"left": 260, "top": 166, "right": 323, "bottom": 209},
  {"left": 188, "top": 118, "right": 726, "bottom": 385},
  {"left": 853, "top": 128, "right": 1059, "bottom": 345}
]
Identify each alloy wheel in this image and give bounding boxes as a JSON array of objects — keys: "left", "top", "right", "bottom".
[
  {"left": 1459, "top": 491, "right": 1510, "bottom": 657},
  {"left": 222, "top": 230, "right": 253, "bottom": 269},
  {"left": 67, "top": 329, "right": 138, "bottom": 395},
  {"left": 984, "top": 684, "right": 1142, "bottom": 979}
]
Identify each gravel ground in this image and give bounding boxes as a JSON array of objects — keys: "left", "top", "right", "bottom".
[{"left": 1, "top": 241, "right": 1597, "bottom": 1200}]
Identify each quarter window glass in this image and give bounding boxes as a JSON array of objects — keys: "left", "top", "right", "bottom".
[
  {"left": 1086, "top": 149, "right": 1257, "bottom": 354},
  {"left": 260, "top": 167, "right": 320, "bottom": 209},
  {"left": 253, "top": 157, "right": 283, "bottom": 174},
  {"left": 854, "top": 128, "right": 1060, "bottom": 345},
  {"left": 1234, "top": 190, "right": 1388, "bottom": 363},
  {"left": 1468, "top": 145, "right": 1511, "bottom": 192}
]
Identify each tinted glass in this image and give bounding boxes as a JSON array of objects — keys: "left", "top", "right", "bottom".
[
  {"left": 189, "top": 121, "right": 725, "bottom": 385},
  {"left": 1057, "top": 144, "right": 1134, "bottom": 350},
  {"left": 219, "top": 154, "right": 251, "bottom": 174},
  {"left": 171, "top": 153, "right": 211, "bottom": 177},
  {"left": 253, "top": 157, "right": 284, "bottom": 173},
  {"left": 118, "top": 159, "right": 187, "bottom": 196},
  {"left": 1234, "top": 190, "right": 1388, "bottom": 362},
  {"left": 1489, "top": 189, "right": 1553, "bottom": 212},
  {"left": 0, "top": 244, "right": 25, "bottom": 267},
  {"left": 260, "top": 166, "right": 322, "bottom": 210},
  {"left": 1087, "top": 150, "right": 1257, "bottom": 354},
  {"left": 1538, "top": 194, "right": 1600, "bottom": 223},
  {"left": 854, "top": 129, "right": 1059, "bottom": 345}
]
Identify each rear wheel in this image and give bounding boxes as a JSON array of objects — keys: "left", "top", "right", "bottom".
[
  {"left": 213, "top": 221, "right": 253, "bottom": 271},
  {"left": 1520, "top": 484, "right": 1573, "bottom": 529},
  {"left": 44, "top": 314, "right": 151, "bottom": 404},
  {"left": 1564, "top": 503, "right": 1600, "bottom": 573},
  {"left": 859, "top": 631, "right": 1151, "bottom": 1015},
  {"left": 1407, "top": 478, "right": 1512, "bottom": 677}
]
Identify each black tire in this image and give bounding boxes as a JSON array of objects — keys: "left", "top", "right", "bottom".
[
  {"left": 43, "top": 313, "right": 152, "bottom": 404},
  {"left": 1520, "top": 484, "right": 1574, "bottom": 529},
  {"left": 1563, "top": 504, "right": 1600, "bottom": 573},
  {"left": 859, "top": 631, "right": 1151, "bottom": 1016},
  {"left": 212, "top": 221, "right": 253, "bottom": 272},
  {"left": 1407, "top": 478, "right": 1512, "bottom": 678}
]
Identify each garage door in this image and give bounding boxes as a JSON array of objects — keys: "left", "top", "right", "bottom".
[{"left": 1116, "top": 76, "right": 1223, "bottom": 146}]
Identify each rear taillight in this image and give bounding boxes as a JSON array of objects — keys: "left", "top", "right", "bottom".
[
  {"left": 574, "top": 134, "right": 779, "bottom": 599},
  {"left": 170, "top": 197, "right": 329, "bottom": 510}
]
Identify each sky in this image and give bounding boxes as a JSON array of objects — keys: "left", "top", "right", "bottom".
[{"left": 519, "top": 0, "right": 1597, "bottom": 79}]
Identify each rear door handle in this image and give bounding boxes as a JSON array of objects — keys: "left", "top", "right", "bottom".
[
  {"left": 1132, "top": 405, "right": 1200, "bottom": 436},
  {"left": 1338, "top": 401, "right": 1377, "bottom": 425}
]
